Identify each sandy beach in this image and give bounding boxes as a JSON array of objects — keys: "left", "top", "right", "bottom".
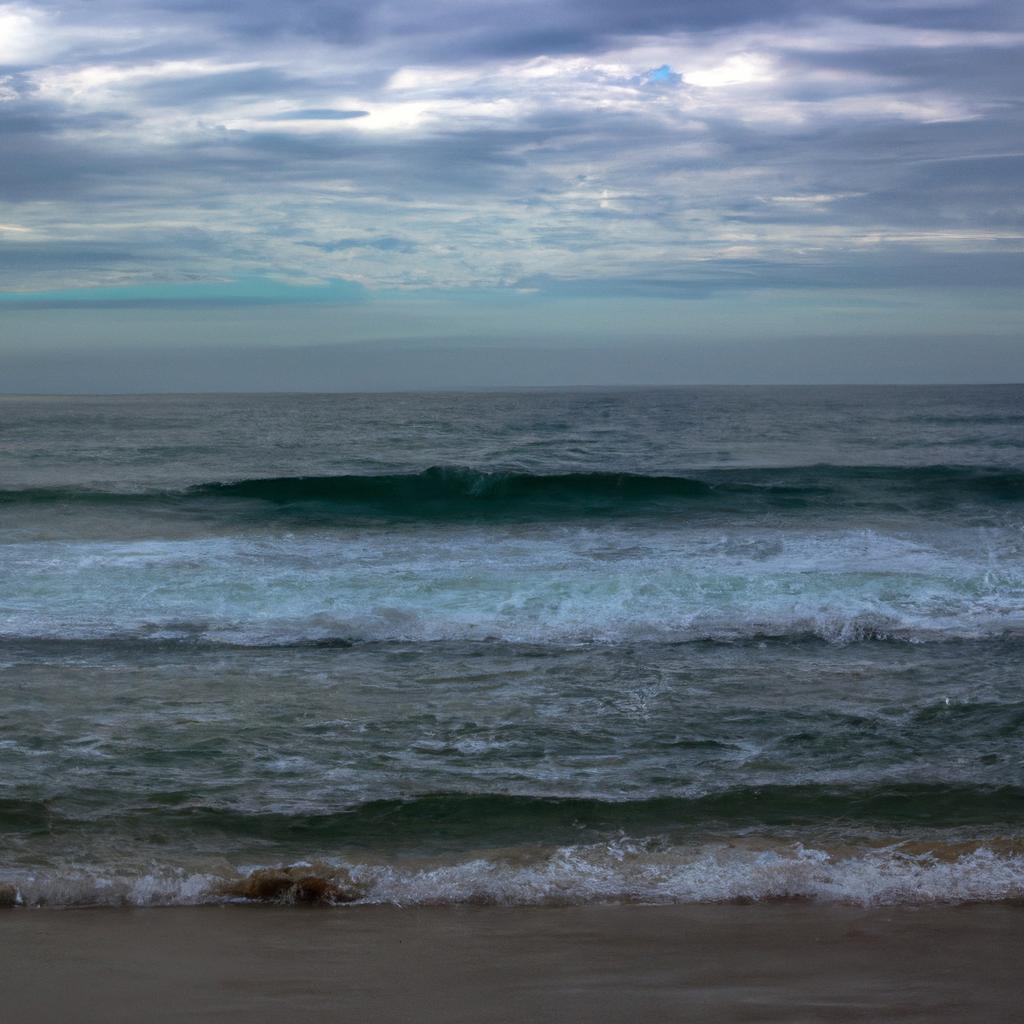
[{"left": 3, "top": 903, "right": 1022, "bottom": 1022}]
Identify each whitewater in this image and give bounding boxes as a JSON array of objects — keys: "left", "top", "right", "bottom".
[{"left": 1, "top": 386, "right": 1022, "bottom": 907}]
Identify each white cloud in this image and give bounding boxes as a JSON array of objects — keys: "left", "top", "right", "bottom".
[
  {"left": 34, "top": 59, "right": 263, "bottom": 105},
  {"left": 387, "top": 66, "right": 483, "bottom": 91},
  {"left": 0, "top": 3, "right": 1020, "bottom": 298},
  {"left": 0, "top": 3, "right": 149, "bottom": 65},
  {"left": 823, "top": 94, "right": 979, "bottom": 123},
  {"left": 0, "top": 4, "right": 49, "bottom": 64},
  {"left": 684, "top": 54, "right": 775, "bottom": 88}
]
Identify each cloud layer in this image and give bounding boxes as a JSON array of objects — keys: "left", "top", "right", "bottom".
[{"left": 0, "top": 0, "right": 1021, "bottom": 375}]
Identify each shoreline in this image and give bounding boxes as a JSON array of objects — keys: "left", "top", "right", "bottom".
[{"left": 3, "top": 903, "right": 1022, "bottom": 1022}]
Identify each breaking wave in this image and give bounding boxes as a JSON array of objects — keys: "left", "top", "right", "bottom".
[
  {"left": 5, "top": 839, "right": 1023, "bottom": 909},
  {"left": 2, "top": 522, "right": 1021, "bottom": 646}
]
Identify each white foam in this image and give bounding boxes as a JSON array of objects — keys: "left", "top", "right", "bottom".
[
  {"left": 1, "top": 525, "right": 1020, "bottom": 645},
  {"left": 350, "top": 842, "right": 1024, "bottom": 907},
  {"left": 5, "top": 841, "right": 1023, "bottom": 908}
]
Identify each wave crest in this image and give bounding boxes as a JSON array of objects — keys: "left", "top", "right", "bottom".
[{"left": 3, "top": 464, "right": 1022, "bottom": 519}]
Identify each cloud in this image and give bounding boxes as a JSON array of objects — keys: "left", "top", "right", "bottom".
[
  {"left": 265, "top": 108, "right": 368, "bottom": 120},
  {"left": 136, "top": 67, "right": 313, "bottom": 105},
  {"left": 0, "top": 0, "right": 1020, "bottom": 330},
  {"left": 0, "top": 274, "right": 366, "bottom": 306},
  {"left": 305, "top": 236, "right": 418, "bottom": 253}
]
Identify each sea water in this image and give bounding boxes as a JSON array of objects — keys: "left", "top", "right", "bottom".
[{"left": 1, "top": 386, "right": 1022, "bottom": 906}]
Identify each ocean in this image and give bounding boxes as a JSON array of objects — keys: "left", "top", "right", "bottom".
[{"left": 1, "top": 385, "right": 1022, "bottom": 907}]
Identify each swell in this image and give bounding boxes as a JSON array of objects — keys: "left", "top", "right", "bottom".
[
  {"left": 8, "top": 786, "right": 1024, "bottom": 848},
  {"left": 1, "top": 464, "right": 1021, "bottom": 520}
]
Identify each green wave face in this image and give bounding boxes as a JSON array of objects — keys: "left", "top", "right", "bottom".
[
  {"left": 0, "top": 464, "right": 1021, "bottom": 523},
  {"left": 8, "top": 787, "right": 1024, "bottom": 854}
]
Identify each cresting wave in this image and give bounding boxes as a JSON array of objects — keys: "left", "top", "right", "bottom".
[
  {"left": 1, "top": 464, "right": 1022, "bottom": 519},
  {"left": 4, "top": 840, "right": 1024, "bottom": 909}
]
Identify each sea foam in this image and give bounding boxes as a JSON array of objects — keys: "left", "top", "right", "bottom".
[
  {"left": 5, "top": 841, "right": 1024, "bottom": 908},
  {"left": 1, "top": 525, "right": 1020, "bottom": 645}
]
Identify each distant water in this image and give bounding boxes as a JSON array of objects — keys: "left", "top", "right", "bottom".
[{"left": 1, "top": 386, "right": 1022, "bottom": 907}]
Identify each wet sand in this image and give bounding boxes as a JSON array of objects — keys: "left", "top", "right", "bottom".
[{"left": 3, "top": 903, "right": 1022, "bottom": 1022}]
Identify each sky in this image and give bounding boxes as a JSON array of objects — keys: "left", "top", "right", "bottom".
[{"left": 0, "top": 0, "right": 1021, "bottom": 390}]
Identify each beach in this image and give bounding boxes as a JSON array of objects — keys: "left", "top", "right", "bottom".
[
  {"left": 4, "top": 0, "right": 1023, "bottom": 1010},
  {"left": 1, "top": 388, "right": 1022, "bottom": 1017},
  {"left": 5, "top": 903, "right": 1023, "bottom": 1022}
]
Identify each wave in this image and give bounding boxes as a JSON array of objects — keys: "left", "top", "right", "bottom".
[
  {"left": 2, "top": 464, "right": 1022, "bottom": 520},
  {"left": 7, "top": 787, "right": 1023, "bottom": 847},
  {"left": 5, "top": 839, "right": 1023, "bottom": 908},
  {"left": 2, "top": 522, "right": 1021, "bottom": 646}
]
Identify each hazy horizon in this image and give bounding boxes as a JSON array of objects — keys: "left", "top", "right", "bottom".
[
  {"left": 3, "top": 337, "right": 1023, "bottom": 392},
  {"left": 3, "top": 376, "right": 1023, "bottom": 397}
]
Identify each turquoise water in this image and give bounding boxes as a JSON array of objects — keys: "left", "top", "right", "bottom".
[{"left": 1, "top": 386, "right": 1022, "bottom": 906}]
